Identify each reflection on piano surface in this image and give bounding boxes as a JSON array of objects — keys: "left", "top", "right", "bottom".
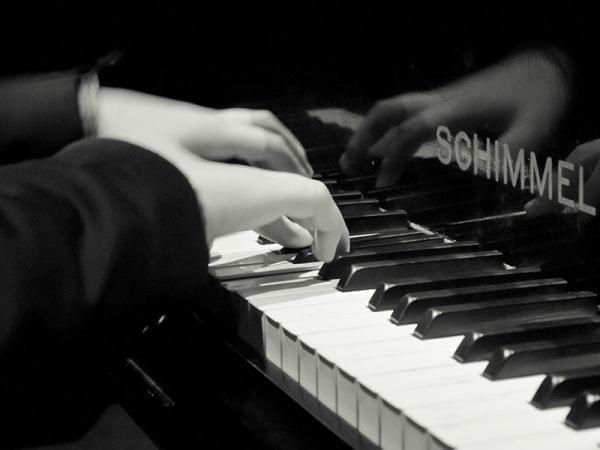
[{"left": 116, "top": 107, "right": 600, "bottom": 449}]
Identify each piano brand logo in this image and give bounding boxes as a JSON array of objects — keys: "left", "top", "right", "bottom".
[{"left": 436, "top": 126, "right": 597, "bottom": 217}]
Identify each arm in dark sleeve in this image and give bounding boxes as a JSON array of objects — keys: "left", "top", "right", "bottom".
[
  {"left": 0, "top": 72, "right": 85, "bottom": 163},
  {"left": 0, "top": 138, "right": 208, "bottom": 446}
]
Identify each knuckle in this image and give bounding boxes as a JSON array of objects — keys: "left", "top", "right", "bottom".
[
  {"left": 266, "top": 134, "right": 287, "bottom": 154},
  {"left": 371, "top": 98, "right": 397, "bottom": 115},
  {"left": 256, "top": 109, "right": 275, "bottom": 121},
  {"left": 400, "top": 113, "right": 432, "bottom": 137},
  {"left": 309, "top": 179, "right": 331, "bottom": 202}
]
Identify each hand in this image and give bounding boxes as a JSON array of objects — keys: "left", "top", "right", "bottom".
[
  {"left": 181, "top": 159, "right": 349, "bottom": 262},
  {"left": 340, "top": 48, "right": 573, "bottom": 186},
  {"left": 525, "top": 139, "right": 600, "bottom": 230},
  {"left": 95, "top": 88, "right": 347, "bottom": 259},
  {"left": 96, "top": 88, "right": 313, "bottom": 176}
]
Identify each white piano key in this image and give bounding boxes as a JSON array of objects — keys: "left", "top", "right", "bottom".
[
  {"left": 223, "top": 269, "right": 320, "bottom": 291},
  {"left": 404, "top": 389, "right": 541, "bottom": 450},
  {"left": 357, "top": 361, "right": 486, "bottom": 446},
  {"left": 429, "top": 407, "right": 570, "bottom": 449},
  {"left": 210, "top": 249, "right": 293, "bottom": 268},
  {"left": 334, "top": 348, "right": 466, "bottom": 430},
  {"left": 211, "top": 259, "right": 322, "bottom": 280},
  {"left": 269, "top": 309, "right": 392, "bottom": 412},
  {"left": 263, "top": 302, "right": 387, "bottom": 369},
  {"left": 299, "top": 325, "right": 411, "bottom": 397},
  {"left": 260, "top": 291, "right": 371, "bottom": 314},
  {"left": 210, "top": 230, "right": 277, "bottom": 256},
  {"left": 275, "top": 308, "right": 389, "bottom": 380},
  {"left": 380, "top": 376, "right": 544, "bottom": 450},
  {"left": 457, "top": 427, "right": 600, "bottom": 450}
]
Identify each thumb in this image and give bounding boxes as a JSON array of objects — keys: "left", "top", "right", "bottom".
[{"left": 256, "top": 216, "right": 313, "bottom": 249}]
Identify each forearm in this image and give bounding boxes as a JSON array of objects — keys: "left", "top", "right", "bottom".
[{"left": 0, "top": 138, "right": 208, "bottom": 445}]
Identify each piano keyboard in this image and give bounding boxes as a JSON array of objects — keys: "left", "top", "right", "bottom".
[{"left": 207, "top": 108, "right": 600, "bottom": 449}]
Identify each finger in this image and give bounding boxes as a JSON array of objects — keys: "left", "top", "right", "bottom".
[
  {"left": 524, "top": 140, "right": 600, "bottom": 218},
  {"left": 376, "top": 152, "right": 408, "bottom": 187},
  {"left": 308, "top": 194, "right": 349, "bottom": 262},
  {"left": 524, "top": 197, "right": 562, "bottom": 218},
  {"left": 566, "top": 139, "right": 600, "bottom": 178},
  {"left": 256, "top": 216, "right": 313, "bottom": 248},
  {"left": 250, "top": 110, "right": 313, "bottom": 176},
  {"left": 209, "top": 125, "right": 308, "bottom": 175},
  {"left": 367, "top": 115, "right": 434, "bottom": 187},
  {"left": 340, "top": 94, "right": 435, "bottom": 175},
  {"left": 281, "top": 180, "right": 349, "bottom": 262},
  {"left": 312, "top": 217, "right": 349, "bottom": 262},
  {"left": 260, "top": 128, "right": 312, "bottom": 174}
]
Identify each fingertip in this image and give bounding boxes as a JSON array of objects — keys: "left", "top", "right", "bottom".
[
  {"left": 339, "top": 152, "right": 352, "bottom": 174},
  {"left": 336, "top": 230, "right": 350, "bottom": 255},
  {"left": 281, "top": 221, "right": 313, "bottom": 248},
  {"left": 312, "top": 232, "right": 336, "bottom": 263},
  {"left": 523, "top": 199, "right": 541, "bottom": 217},
  {"left": 524, "top": 198, "right": 557, "bottom": 218}
]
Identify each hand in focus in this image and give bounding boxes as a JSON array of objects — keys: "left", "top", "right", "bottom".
[
  {"left": 96, "top": 88, "right": 312, "bottom": 176},
  {"left": 182, "top": 160, "right": 349, "bottom": 262},
  {"left": 340, "top": 48, "right": 573, "bottom": 186}
]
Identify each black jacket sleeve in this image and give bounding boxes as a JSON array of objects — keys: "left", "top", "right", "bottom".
[
  {"left": 0, "top": 138, "right": 208, "bottom": 446},
  {"left": 0, "top": 72, "right": 85, "bottom": 163}
]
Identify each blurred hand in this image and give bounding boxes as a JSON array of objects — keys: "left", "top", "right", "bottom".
[
  {"left": 525, "top": 139, "right": 600, "bottom": 231},
  {"left": 340, "top": 48, "right": 573, "bottom": 186},
  {"left": 96, "top": 88, "right": 313, "bottom": 176}
]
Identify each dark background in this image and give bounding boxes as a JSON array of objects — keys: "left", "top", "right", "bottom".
[{"left": 2, "top": 3, "right": 594, "bottom": 110}]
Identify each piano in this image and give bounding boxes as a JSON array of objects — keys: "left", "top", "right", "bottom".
[{"left": 112, "top": 106, "right": 600, "bottom": 449}]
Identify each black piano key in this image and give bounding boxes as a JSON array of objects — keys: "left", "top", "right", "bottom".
[
  {"left": 349, "top": 230, "right": 424, "bottom": 244},
  {"left": 566, "top": 390, "right": 600, "bottom": 429},
  {"left": 337, "top": 199, "right": 380, "bottom": 216},
  {"left": 532, "top": 365, "right": 600, "bottom": 409},
  {"left": 365, "top": 266, "right": 544, "bottom": 308},
  {"left": 290, "top": 248, "right": 317, "bottom": 263},
  {"left": 338, "top": 248, "right": 507, "bottom": 288},
  {"left": 484, "top": 332, "right": 600, "bottom": 380},
  {"left": 366, "top": 177, "right": 464, "bottom": 202},
  {"left": 503, "top": 237, "right": 580, "bottom": 266},
  {"left": 318, "top": 241, "right": 480, "bottom": 279},
  {"left": 256, "top": 235, "right": 275, "bottom": 245},
  {"left": 382, "top": 183, "right": 494, "bottom": 211},
  {"left": 455, "top": 316, "right": 600, "bottom": 363},
  {"left": 332, "top": 191, "right": 363, "bottom": 201},
  {"left": 349, "top": 234, "right": 442, "bottom": 251},
  {"left": 337, "top": 174, "right": 377, "bottom": 192},
  {"left": 407, "top": 199, "right": 497, "bottom": 225},
  {"left": 344, "top": 210, "right": 408, "bottom": 235},
  {"left": 290, "top": 231, "right": 440, "bottom": 264},
  {"left": 391, "top": 278, "right": 568, "bottom": 325},
  {"left": 437, "top": 210, "right": 529, "bottom": 241},
  {"left": 321, "top": 171, "right": 343, "bottom": 180},
  {"left": 414, "top": 291, "right": 598, "bottom": 340}
]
